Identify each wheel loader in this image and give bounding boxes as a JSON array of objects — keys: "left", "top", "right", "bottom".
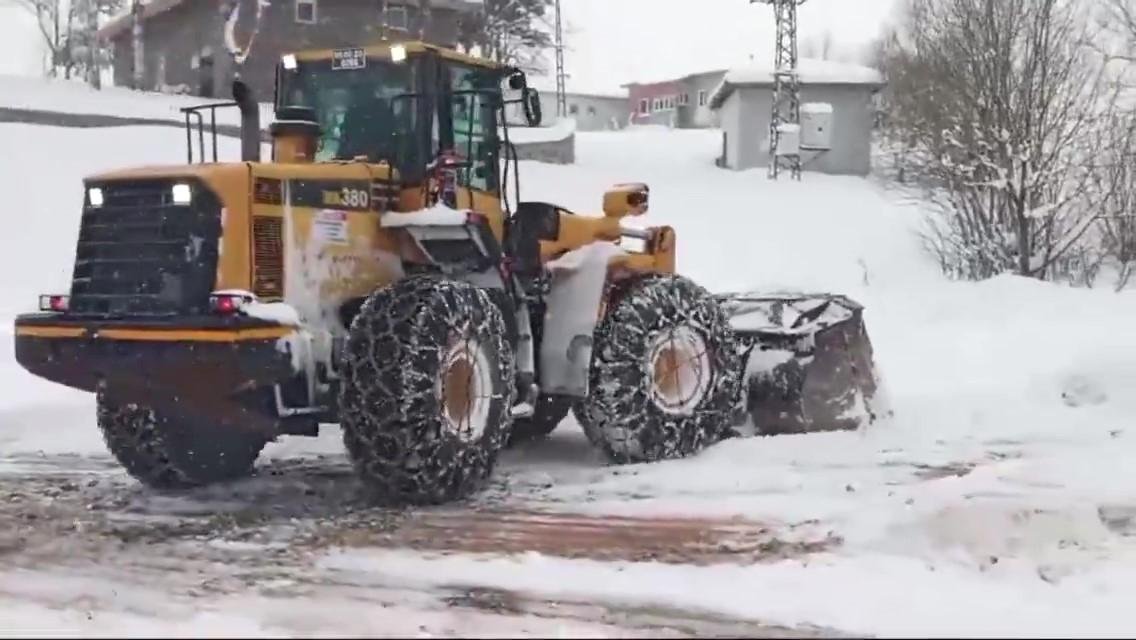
[{"left": 12, "top": 41, "right": 885, "bottom": 505}]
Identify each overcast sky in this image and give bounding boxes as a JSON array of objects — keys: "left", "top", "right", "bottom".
[{"left": 0, "top": 0, "right": 900, "bottom": 90}]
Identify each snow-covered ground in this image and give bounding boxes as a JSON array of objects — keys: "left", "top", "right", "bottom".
[
  {"left": 0, "top": 74, "right": 275, "bottom": 128},
  {"left": 3, "top": 111, "right": 1136, "bottom": 637}
]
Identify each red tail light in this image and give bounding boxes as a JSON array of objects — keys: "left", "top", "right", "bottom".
[
  {"left": 208, "top": 291, "right": 253, "bottom": 315},
  {"left": 38, "top": 294, "right": 69, "bottom": 312}
]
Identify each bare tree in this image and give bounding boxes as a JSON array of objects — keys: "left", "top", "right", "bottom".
[
  {"left": 801, "top": 30, "right": 835, "bottom": 60},
  {"left": 877, "top": 0, "right": 1130, "bottom": 282}
]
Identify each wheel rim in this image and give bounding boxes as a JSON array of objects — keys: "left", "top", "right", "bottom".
[
  {"left": 647, "top": 325, "right": 712, "bottom": 415},
  {"left": 437, "top": 334, "right": 494, "bottom": 442}
]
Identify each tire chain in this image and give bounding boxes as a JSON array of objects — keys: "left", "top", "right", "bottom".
[
  {"left": 96, "top": 389, "right": 266, "bottom": 489},
  {"left": 338, "top": 275, "right": 517, "bottom": 505},
  {"left": 581, "top": 274, "right": 743, "bottom": 464}
]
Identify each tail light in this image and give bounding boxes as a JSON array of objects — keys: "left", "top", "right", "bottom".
[
  {"left": 39, "top": 294, "right": 69, "bottom": 312},
  {"left": 209, "top": 291, "right": 255, "bottom": 315}
]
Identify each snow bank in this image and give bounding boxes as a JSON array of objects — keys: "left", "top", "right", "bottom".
[
  {"left": 0, "top": 74, "right": 274, "bottom": 129},
  {"left": 503, "top": 117, "right": 577, "bottom": 144}
]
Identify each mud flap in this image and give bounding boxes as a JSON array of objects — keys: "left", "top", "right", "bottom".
[{"left": 716, "top": 292, "right": 889, "bottom": 436}]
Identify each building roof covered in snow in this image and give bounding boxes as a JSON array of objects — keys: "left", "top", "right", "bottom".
[
  {"left": 524, "top": 74, "right": 627, "bottom": 100},
  {"left": 708, "top": 58, "right": 885, "bottom": 110}
]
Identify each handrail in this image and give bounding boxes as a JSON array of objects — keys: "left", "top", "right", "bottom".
[{"left": 180, "top": 101, "right": 239, "bottom": 164}]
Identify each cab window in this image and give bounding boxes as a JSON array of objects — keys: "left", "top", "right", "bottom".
[{"left": 448, "top": 63, "right": 499, "bottom": 194}]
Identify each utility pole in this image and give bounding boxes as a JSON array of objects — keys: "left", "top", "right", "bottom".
[
  {"left": 753, "top": 0, "right": 805, "bottom": 181},
  {"left": 554, "top": 0, "right": 567, "bottom": 118}
]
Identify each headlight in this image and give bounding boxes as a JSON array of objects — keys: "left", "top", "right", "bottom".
[
  {"left": 391, "top": 44, "right": 407, "bottom": 63},
  {"left": 281, "top": 53, "right": 297, "bottom": 70},
  {"left": 87, "top": 187, "right": 104, "bottom": 207},
  {"left": 171, "top": 183, "right": 192, "bottom": 205}
]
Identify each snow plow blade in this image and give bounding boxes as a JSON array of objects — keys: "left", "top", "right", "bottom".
[{"left": 715, "top": 292, "right": 887, "bottom": 436}]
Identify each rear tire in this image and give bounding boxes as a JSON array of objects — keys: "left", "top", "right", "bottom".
[
  {"left": 338, "top": 275, "right": 517, "bottom": 505},
  {"left": 507, "top": 394, "right": 572, "bottom": 444},
  {"left": 97, "top": 390, "right": 268, "bottom": 489},
  {"left": 581, "top": 274, "right": 742, "bottom": 464}
]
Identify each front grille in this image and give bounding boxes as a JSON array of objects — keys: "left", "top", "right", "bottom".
[
  {"left": 252, "top": 215, "right": 284, "bottom": 299},
  {"left": 69, "top": 179, "right": 222, "bottom": 316}
]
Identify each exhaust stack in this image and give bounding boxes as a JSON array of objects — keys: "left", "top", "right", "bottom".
[
  {"left": 232, "top": 79, "right": 261, "bottom": 162},
  {"left": 270, "top": 106, "right": 321, "bottom": 164}
]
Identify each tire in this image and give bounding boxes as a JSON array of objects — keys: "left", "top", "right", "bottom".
[
  {"left": 338, "top": 275, "right": 517, "bottom": 505},
  {"left": 508, "top": 394, "right": 572, "bottom": 444},
  {"left": 582, "top": 274, "right": 742, "bottom": 464},
  {"left": 97, "top": 390, "right": 268, "bottom": 489}
]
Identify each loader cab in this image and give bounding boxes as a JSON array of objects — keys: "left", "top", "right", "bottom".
[{"left": 272, "top": 41, "right": 536, "bottom": 194}]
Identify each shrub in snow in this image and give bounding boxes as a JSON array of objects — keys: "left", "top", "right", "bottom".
[{"left": 872, "top": 0, "right": 1136, "bottom": 284}]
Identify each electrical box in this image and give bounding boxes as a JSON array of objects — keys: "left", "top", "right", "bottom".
[
  {"left": 775, "top": 123, "right": 800, "bottom": 156},
  {"left": 800, "top": 102, "right": 834, "bottom": 151}
]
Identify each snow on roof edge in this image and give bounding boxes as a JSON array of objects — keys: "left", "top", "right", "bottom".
[{"left": 708, "top": 58, "right": 886, "bottom": 110}]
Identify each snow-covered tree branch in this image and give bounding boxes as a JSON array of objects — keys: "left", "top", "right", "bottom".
[
  {"left": 457, "top": 0, "right": 554, "bottom": 73},
  {"left": 877, "top": 0, "right": 1132, "bottom": 283}
]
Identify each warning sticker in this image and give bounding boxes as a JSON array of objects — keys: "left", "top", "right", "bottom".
[{"left": 313, "top": 209, "right": 349, "bottom": 245}]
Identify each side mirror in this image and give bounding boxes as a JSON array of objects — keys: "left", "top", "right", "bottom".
[
  {"left": 508, "top": 70, "right": 527, "bottom": 91},
  {"left": 522, "top": 87, "right": 542, "bottom": 127},
  {"left": 603, "top": 183, "right": 650, "bottom": 218}
]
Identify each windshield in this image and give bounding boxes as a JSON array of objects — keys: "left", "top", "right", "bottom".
[{"left": 278, "top": 57, "right": 423, "bottom": 172}]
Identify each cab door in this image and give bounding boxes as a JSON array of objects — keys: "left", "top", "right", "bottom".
[{"left": 438, "top": 61, "right": 506, "bottom": 242}]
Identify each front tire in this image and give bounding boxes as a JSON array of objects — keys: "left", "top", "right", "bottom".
[
  {"left": 338, "top": 275, "right": 517, "bottom": 505},
  {"left": 97, "top": 390, "right": 268, "bottom": 489},
  {"left": 582, "top": 274, "right": 742, "bottom": 464}
]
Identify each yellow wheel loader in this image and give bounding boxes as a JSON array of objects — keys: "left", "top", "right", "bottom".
[{"left": 13, "top": 41, "right": 884, "bottom": 504}]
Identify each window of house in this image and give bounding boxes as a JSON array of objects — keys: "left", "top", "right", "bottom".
[
  {"left": 569, "top": 104, "right": 579, "bottom": 115},
  {"left": 652, "top": 98, "right": 661, "bottom": 111},
  {"left": 639, "top": 98, "right": 649, "bottom": 114},
  {"left": 385, "top": 5, "right": 408, "bottom": 30},
  {"left": 698, "top": 90, "right": 707, "bottom": 106},
  {"left": 587, "top": 105, "right": 596, "bottom": 115},
  {"left": 295, "top": 0, "right": 316, "bottom": 23}
]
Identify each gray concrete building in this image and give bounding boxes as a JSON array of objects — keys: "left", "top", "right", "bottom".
[
  {"left": 97, "top": 0, "right": 483, "bottom": 100},
  {"left": 559, "top": 92, "right": 629, "bottom": 131},
  {"left": 709, "top": 59, "right": 885, "bottom": 176},
  {"left": 522, "top": 74, "right": 630, "bottom": 131}
]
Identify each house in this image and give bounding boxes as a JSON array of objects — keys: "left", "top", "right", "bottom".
[
  {"left": 96, "top": 0, "right": 484, "bottom": 100},
  {"left": 517, "top": 74, "right": 630, "bottom": 132},
  {"left": 556, "top": 92, "right": 629, "bottom": 131},
  {"left": 624, "top": 69, "right": 727, "bottom": 129},
  {"left": 709, "top": 59, "right": 885, "bottom": 176}
]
